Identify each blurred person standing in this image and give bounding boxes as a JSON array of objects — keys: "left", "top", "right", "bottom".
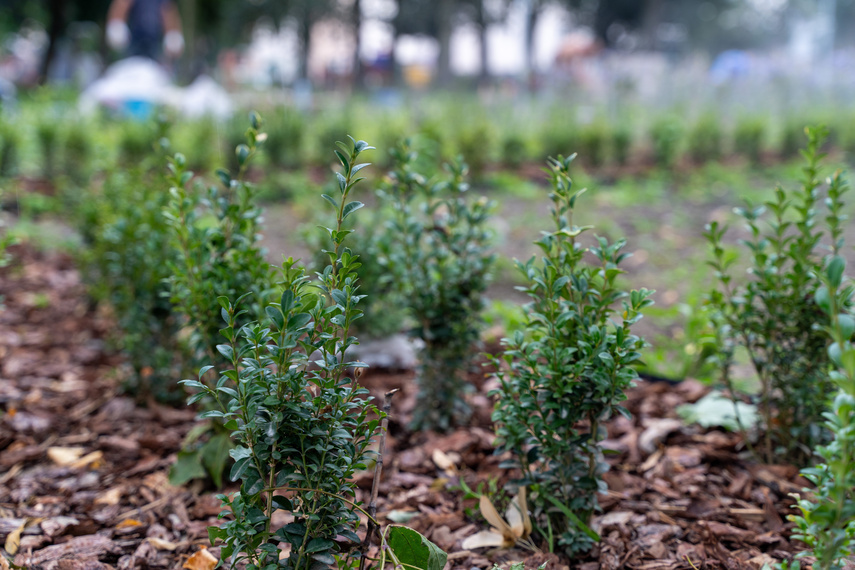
[{"left": 106, "top": 0, "right": 184, "bottom": 61}]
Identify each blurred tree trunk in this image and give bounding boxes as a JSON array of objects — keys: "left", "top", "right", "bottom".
[
  {"left": 476, "top": 0, "right": 489, "bottom": 83},
  {"left": 352, "top": 0, "right": 364, "bottom": 89},
  {"left": 39, "top": 0, "right": 67, "bottom": 84},
  {"left": 640, "top": 0, "right": 663, "bottom": 50},
  {"left": 297, "top": 3, "right": 312, "bottom": 81},
  {"left": 436, "top": 0, "right": 453, "bottom": 86},
  {"left": 180, "top": 0, "right": 196, "bottom": 82},
  {"left": 523, "top": 0, "right": 541, "bottom": 88}
]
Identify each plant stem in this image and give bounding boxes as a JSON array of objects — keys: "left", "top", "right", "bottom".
[{"left": 359, "top": 389, "right": 397, "bottom": 570}]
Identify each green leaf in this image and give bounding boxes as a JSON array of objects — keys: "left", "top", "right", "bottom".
[
  {"left": 305, "top": 538, "right": 335, "bottom": 553},
  {"left": 342, "top": 201, "right": 364, "bottom": 220},
  {"left": 387, "top": 525, "right": 447, "bottom": 570},
  {"left": 169, "top": 450, "right": 207, "bottom": 486},
  {"left": 216, "top": 344, "right": 235, "bottom": 361},
  {"left": 827, "top": 255, "right": 846, "bottom": 288},
  {"left": 236, "top": 144, "right": 250, "bottom": 165},
  {"left": 201, "top": 433, "right": 233, "bottom": 488},
  {"left": 321, "top": 194, "right": 338, "bottom": 210},
  {"left": 676, "top": 390, "right": 759, "bottom": 432},
  {"left": 543, "top": 495, "right": 600, "bottom": 543}
]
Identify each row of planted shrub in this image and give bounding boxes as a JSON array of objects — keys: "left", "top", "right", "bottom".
[
  {"left": 56, "top": 110, "right": 855, "bottom": 569},
  {"left": 4, "top": 96, "right": 855, "bottom": 190}
]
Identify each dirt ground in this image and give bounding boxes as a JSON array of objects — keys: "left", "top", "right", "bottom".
[{"left": 0, "top": 244, "right": 820, "bottom": 569}]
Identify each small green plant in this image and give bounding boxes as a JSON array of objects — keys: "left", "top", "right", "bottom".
[
  {"left": 455, "top": 120, "right": 493, "bottom": 181},
  {"left": 687, "top": 114, "right": 723, "bottom": 164},
  {"left": 73, "top": 136, "right": 184, "bottom": 403},
  {"left": 263, "top": 107, "right": 305, "bottom": 169},
  {"left": 189, "top": 137, "right": 445, "bottom": 570},
  {"left": 501, "top": 133, "right": 528, "bottom": 169},
  {"left": 118, "top": 119, "right": 159, "bottom": 165},
  {"left": 380, "top": 142, "right": 494, "bottom": 431},
  {"left": 706, "top": 125, "right": 844, "bottom": 466},
  {"left": 0, "top": 119, "right": 19, "bottom": 177},
  {"left": 306, "top": 212, "right": 408, "bottom": 340},
  {"left": 650, "top": 116, "right": 683, "bottom": 168},
  {"left": 164, "top": 113, "right": 275, "bottom": 367},
  {"left": 578, "top": 122, "right": 608, "bottom": 168},
  {"left": 189, "top": 137, "right": 381, "bottom": 568},
  {"left": 63, "top": 122, "right": 92, "bottom": 185},
  {"left": 611, "top": 126, "right": 632, "bottom": 166},
  {"left": 783, "top": 255, "right": 855, "bottom": 570},
  {"left": 164, "top": 112, "right": 276, "bottom": 487},
  {"left": 734, "top": 117, "right": 766, "bottom": 164},
  {"left": 781, "top": 118, "right": 809, "bottom": 159},
  {"left": 541, "top": 120, "right": 579, "bottom": 164},
  {"left": 491, "top": 154, "right": 652, "bottom": 556},
  {"left": 36, "top": 119, "right": 60, "bottom": 180}
]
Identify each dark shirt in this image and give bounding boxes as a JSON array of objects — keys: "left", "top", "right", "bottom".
[{"left": 128, "top": 0, "right": 166, "bottom": 59}]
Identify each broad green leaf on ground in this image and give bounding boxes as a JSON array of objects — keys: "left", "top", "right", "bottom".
[
  {"left": 169, "top": 449, "right": 207, "bottom": 486},
  {"left": 387, "top": 525, "right": 447, "bottom": 570},
  {"left": 676, "top": 390, "right": 759, "bottom": 432}
]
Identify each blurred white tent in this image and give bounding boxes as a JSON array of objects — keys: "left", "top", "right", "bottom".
[{"left": 79, "top": 57, "right": 232, "bottom": 120}]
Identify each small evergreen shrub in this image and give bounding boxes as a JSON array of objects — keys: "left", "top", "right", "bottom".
[
  {"left": 706, "top": 126, "right": 843, "bottom": 466},
  {"left": 541, "top": 121, "right": 579, "bottom": 163},
  {"left": 75, "top": 138, "right": 184, "bottom": 403},
  {"left": 164, "top": 113, "right": 276, "bottom": 367},
  {"left": 380, "top": 142, "right": 494, "bottom": 430},
  {"left": 455, "top": 120, "right": 493, "bottom": 181},
  {"left": 611, "top": 126, "right": 632, "bottom": 166},
  {"left": 0, "top": 119, "right": 19, "bottom": 177},
  {"left": 733, "top": 117, "right": 766, "bottom": 164},
  {"left": 687, "top": 114, "right": 723, "bottom": 164},
  {"left": 262, "top": 107, "right": 305, "bottom": 169},
  {"left": 784, "top": 254, "right": 855, "bottom": 570},
  {"left": 780, "top": 118, "right": 808, "bottom": 159},
  {"left": 164, "top": 113, "right": 276, "bottom": 487},
  {"left": 36, "top": 119, "right": 60, "bottom": 180},
  {"left": 501, "top": 133, "right": 528, "bottom": 169},
  {"left": 63, "top": 124, "right": 92, "bottom": 185},
  {"left": 492, "top": 154, "right": 652, "bottom": 556},
  {"left": 118, "top": 119, "right": 160, "bottom": 165},
  {"left": 649, "top": 116, "right": 683, "bottom": 168},
  {"left": 578, "top": 123, "right": 608, "bottom": 168}
]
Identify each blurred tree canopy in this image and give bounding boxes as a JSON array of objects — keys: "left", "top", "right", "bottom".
[{"left": 1, "top": 0, "right": 853, "bottom": 86}]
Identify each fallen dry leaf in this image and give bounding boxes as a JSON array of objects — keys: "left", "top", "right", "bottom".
[
  {"left": 4, "top": 519, "right": 24, "bottom": 555},
  {"left": 116, "top": 518, "right": 144, "bottom": 529},
  {"left": 94, "top": 487, "right": 123, "bottom": 506},
  {"left": 460, "top": 529, "right": 506, "bottom": 550},
  {"left": 183, "top": 547, "right": 219, "bottom": 570},
  {"left": 147, "top": 537, "right": 179, "bottom": 551},
  {"left": 47, "top": 446, "right": 84, "bottom": 466},
  {"left": 70, "top": 450, "right": 104, "bottom": 470},
  {"left": 432, "top": 448, "right": 458, "bottom": 474}
]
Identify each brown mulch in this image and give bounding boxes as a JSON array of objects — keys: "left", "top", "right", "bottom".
[{"left": 0, "top": 245, "right": 808, "bottom": 569}]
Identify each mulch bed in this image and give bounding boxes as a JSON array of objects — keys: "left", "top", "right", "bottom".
[{"left": 0, "top": 245, "right": 809, "bottom": 569}]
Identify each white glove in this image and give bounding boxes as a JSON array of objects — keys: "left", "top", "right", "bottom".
[
  {"left": 106, "top": 19, "right": 130, "bottom": 51},
  {"left": 164, "top": 30, "right": 184, "bottom": 57}
]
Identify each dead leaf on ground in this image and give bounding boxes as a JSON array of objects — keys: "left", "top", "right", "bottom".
[
  {"left": 94, "top": 487, "right": 122, "bottom": 506},
  {"left": 147, "top": 537, "right": 179, "bottom": 551},
  {"left": 47, "top": 446, "right": 84, "bottom": 466},
  {"left": 183, "top": 547, "right": 218, "bottom": 570},
  {"left": 4, "top": 519, "right": 25, "bottom": 555}
]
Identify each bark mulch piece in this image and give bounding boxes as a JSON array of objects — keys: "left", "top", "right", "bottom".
[{"left": 1, "top": 245, "right": 808, "bottom": 569}]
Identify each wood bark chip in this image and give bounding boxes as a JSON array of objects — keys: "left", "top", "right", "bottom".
[{"left": 0, "top": 245, "right": 818, "bottom": 569}]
